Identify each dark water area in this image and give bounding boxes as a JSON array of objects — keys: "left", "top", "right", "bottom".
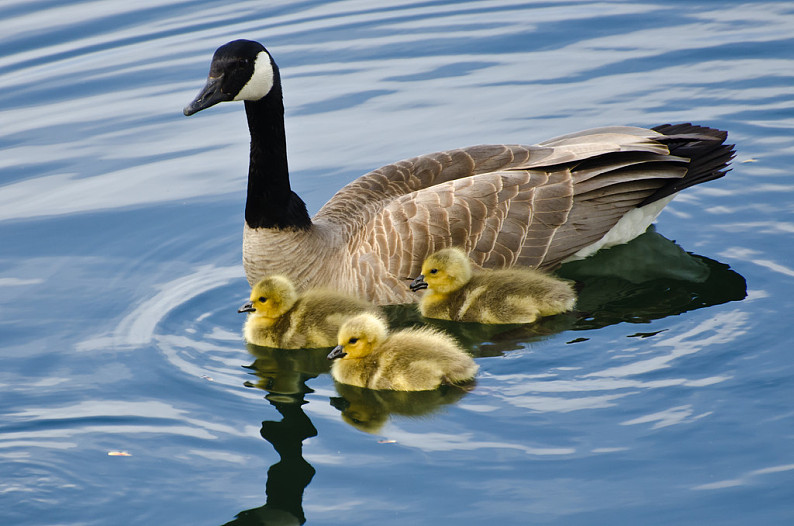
[{"left": 1, "top": 1, "right": 793, "bottom": 525}]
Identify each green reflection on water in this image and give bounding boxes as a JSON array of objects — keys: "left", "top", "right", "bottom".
[{"left": 559, "top": 226, "right": 747, "bottom": 330}]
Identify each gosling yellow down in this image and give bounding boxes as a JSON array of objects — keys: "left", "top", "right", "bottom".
[
  {"left": 238, "top": 275, "right": 377, "bottom": 349},
  {"left": 410, "top": 247, "right": 576, "bottom": 324},
  {"left": 327, "top": 313, "right": 478, "bottom": 391}
]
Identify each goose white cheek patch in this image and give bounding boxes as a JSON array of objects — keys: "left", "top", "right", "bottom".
[{"left": 234, "top": 51, "right": 274, "bottom": 101}]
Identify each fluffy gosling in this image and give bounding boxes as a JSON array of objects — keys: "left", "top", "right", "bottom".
[
  {"left": 327, "top": 313, "right": 478, "bottom": 391},
  {"left": 239, "top": 275, "right": 377, "bottom": 348},
  {"left": 410, "top": 247, "right": 576, "bottom": 324}
]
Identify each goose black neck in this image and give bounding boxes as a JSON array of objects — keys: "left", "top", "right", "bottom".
[{"left": 243, "top": 85, "right": 311, "bottom": 230}]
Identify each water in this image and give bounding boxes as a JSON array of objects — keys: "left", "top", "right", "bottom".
[{"left": 2, "top": 1, "right": 793, "bottom": 524}]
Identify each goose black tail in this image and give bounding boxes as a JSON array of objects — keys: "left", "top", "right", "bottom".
[{"left": 639, "top": 123, "right": 735, "bottom": 206}]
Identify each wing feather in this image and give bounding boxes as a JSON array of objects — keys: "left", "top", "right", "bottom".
[{"left": 307, "top": 127, "right": 720, "bottom": 301}]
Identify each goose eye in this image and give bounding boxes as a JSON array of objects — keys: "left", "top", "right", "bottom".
[
  {"left": 348, "top": 337, "right": 358, "bottom": 344},
  {"left": 258, "top": 296, "right": 267, "bottom": 303},
  {"left": 429, "top": 268, "right": 438, "bottom": 274}
]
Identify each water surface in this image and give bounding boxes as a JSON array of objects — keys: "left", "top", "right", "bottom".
[{"left": 2, "top": 1, "right": 793, "bottom": 525}]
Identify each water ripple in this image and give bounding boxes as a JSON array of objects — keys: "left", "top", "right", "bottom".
[{"left": 2, "top": 0, "right": 793, "bottom": 524}]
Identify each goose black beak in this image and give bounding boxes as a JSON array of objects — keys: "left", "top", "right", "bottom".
[
  {"left": 184, "top": 75, "right": 232, "bottom": 116},
  {"left": 238, "top": 301, "right": 255, "bottom": 313},
  {"left": 327, "top": 345, "right": 347, "bottom": 360},
  {"left": 409, "top": 274, "right": 428, "bottom": 292}
]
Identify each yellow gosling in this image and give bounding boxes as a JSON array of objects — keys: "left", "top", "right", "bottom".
[
  {"left": 239, "top": 275, "right": 377, "bottom": 348},
  {"left": 410, "top": 247, "right": 576, "bottom": 324},
  {"left": 328, "top": 313, "right": 478, "bottom": 391}
]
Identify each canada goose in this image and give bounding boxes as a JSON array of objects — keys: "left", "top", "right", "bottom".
[
  {"left": 185, "top": 39, "right": 735, "bottom": 305},
  {"left": 238, "top": 275, "right": 377, "bottom": 348},
  {"left": 327, "top": 313, "right": 478, "bottom": 391},
  {"left": 410, "top": 247, "right": 576, "bottom": 324}
]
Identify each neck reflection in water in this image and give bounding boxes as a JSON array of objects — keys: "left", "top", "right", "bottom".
[{"left": 223, "top": 347, "right": 327, "bottom": 526}]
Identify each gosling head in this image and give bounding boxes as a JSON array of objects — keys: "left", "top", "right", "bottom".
[
  {"left": 327, "top": 313, "right": 388, "bottom": 361},
  {"left": 238, "top": 275, "right": 298, "bottom": 324},
  {"left": 184, "top": 39, "right": 279, "bottom": 116},
  {"left": 410, "top": 247, "right": 472, "bottom": 294}
]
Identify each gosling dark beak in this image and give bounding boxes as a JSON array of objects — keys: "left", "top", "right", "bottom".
[
  {"left": 409, "top": 274, "right": 428, "bottom": 292},
  {"left": 327, "top": 345, "right": 347, "bottom": 360},
  {"left": 238, "top": 301, "right": 255, "bottom": 313},
  {"left": 184, "top": 75, "right": 232, "bottom": 116},
  {"left": 329, "top": 396, "right": 350, "bottom": 411}
]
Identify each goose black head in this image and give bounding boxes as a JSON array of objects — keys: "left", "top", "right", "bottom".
[{"left": 184, "top": 39, "right": 278, "bottom": 116}]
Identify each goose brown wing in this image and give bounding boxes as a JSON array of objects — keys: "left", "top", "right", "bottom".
[
  {"left": 314, "top": 126, "right": 671, "bottom": 233},
  {"left": 359, "top": 169, "right": 575, "bottom": 280},
  {"left": 313, "top": 143, "right": 554, "bottom": 226},
  {"left": 354, "top": 151, "right": 684, "bottom": 282},
  {"left": 313, "top": 126, "right": 729, "bottom": 299}
]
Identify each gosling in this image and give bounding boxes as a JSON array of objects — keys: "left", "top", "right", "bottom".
[
  {"left": 327, "top": 313, "right": 478, "bottom": 391},
  {"left": 238, "top": 275, "right": 377, "bottom": 349},
  {"left": 410, "top": 247, "right": 576, "bottom": 324}
]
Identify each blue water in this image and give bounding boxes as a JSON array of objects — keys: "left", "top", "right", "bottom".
[{"left": 2, "top": 1, "right": 793, "bottom": 524}]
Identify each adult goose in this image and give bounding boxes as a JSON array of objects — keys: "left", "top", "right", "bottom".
[{"left": 184, "top": 39, "right": 734, "bottom": 305}]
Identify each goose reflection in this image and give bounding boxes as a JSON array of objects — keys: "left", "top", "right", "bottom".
[
  {"left": 222, "top": 345, "right": 326, "bottom": 526},
  {"left": 330, "top": 381, "right": 472, "bottom": 434},
  {"left": 559, "top": 226, "right": 747, "bottom": 330}
]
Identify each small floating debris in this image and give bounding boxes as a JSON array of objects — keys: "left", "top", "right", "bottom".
[
  {"left": 201, "top": 374, "right": 214, "bottom": 382},
  {"left": 740, "top": 158, "right": 758, "bottom": 163},
  {"left": 378, "top": 439, "right": 397, "bottom": 444},
  {"left": 107, "top": 451, "right": 132, "bottom": 457},
  {"left": 566, "top": 337, "right": 589, "bottom": 344},
  {"left": 627, "top": 329, "right": 667, "bottom": 339}
]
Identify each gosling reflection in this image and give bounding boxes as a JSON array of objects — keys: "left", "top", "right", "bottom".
[
  {"left": 330, "top": 381, "right": 471, "bottom": 434},
  {"left": 242, "top": 344, "right": 331, "bottom": 396},
  {"left": 223, "top": 346, "right": 323, "bottom": 526}
]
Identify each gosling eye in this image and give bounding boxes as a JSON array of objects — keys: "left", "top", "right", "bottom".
[
  {"left": 429, "top": 268, "right": 438, "bottom": 274},
  {"left": 348, "top": 337, "right": 358, "bottom": 344},
  {"left": 258, "top": 296, "right": 267, "bottom": 303}
]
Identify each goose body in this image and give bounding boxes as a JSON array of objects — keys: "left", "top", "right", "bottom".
[
  {"left": 410, "top": 247, "right": 576, "bottom": 324},
  {"left": 238, "top": 275, "right": 377, "bottom": 349},
  {"left": 185, "top": 39, "right": 735, "bottom": 305},
  {"left": 327, "top": 313, "right": 478, "bottom": 391}
]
